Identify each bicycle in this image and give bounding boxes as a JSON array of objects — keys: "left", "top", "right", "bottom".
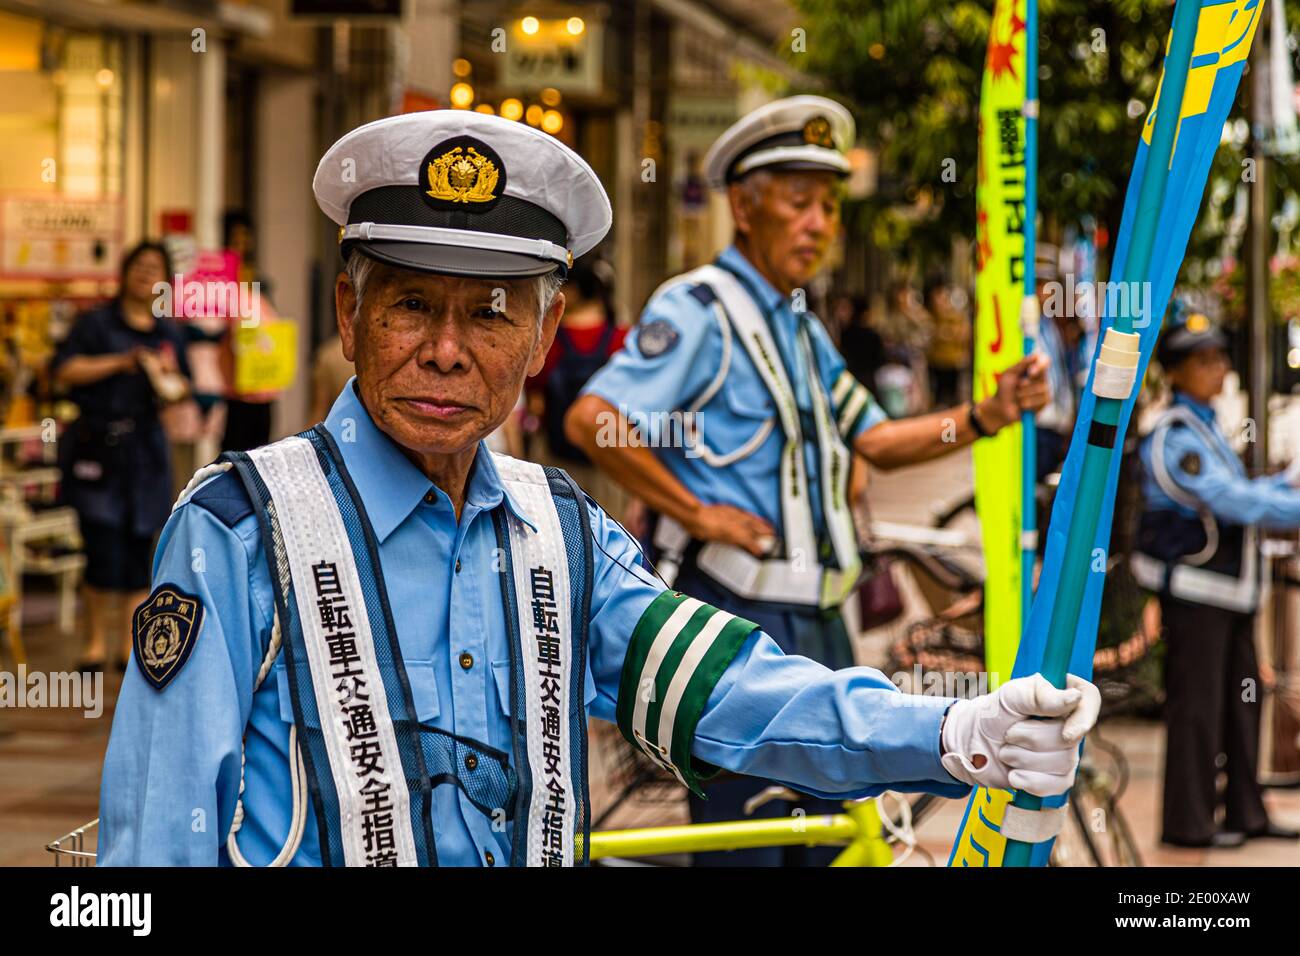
[{"left": 46, "top": 792, "right": 928, "bottom": 867}]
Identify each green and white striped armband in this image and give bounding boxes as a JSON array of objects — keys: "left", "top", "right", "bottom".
[
  {"left": 615, "top": 590, "right": 759, "bottom": 797},
  {"left": 831, "top": 369, "right": 875, "bottom": 440}
]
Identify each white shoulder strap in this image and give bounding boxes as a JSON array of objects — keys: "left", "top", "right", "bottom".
[
  {"left": 246, "top": 435, "right": 421, "bottom": 867},
  {"left": 489, "top": 452, "right": 580, "bottom": 867},
  {"left": 174, "top": 455, "right": 308, "bottom": 867},
  {"left": 692, "top": 264, "right": 817, "bottom": 562},
  {"left": 1149, "top": 404, "right": 1233, "bottom": 512}
]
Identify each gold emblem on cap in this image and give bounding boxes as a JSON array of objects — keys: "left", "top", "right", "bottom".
[
  {"left": 803, "top": 116, "right": 835, "bottom": 149},
  {"left": 426, "top": 145, "right": 500, "bottom": 204},
  {"left": 337, "top": 225, "right": 345, "bottom": 244},
  {"left": 1186, "top": 313, "right": 1209, "bottom": 333}
]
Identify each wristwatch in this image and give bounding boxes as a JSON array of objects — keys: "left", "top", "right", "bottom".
[{"left": 968, "top": 402, "right": 993, "bottom": 439}]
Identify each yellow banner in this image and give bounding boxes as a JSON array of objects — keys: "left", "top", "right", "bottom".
[
  {"left": 233, "top": 319, "right": 298, "bottom": 395},
  {"left": 973, "top": 0, "right": 1027, "bottom": 688}
]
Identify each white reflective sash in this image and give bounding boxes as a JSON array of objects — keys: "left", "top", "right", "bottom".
[
  {"left": 800, "top": 323, "right": 862, "bottom": 602},
  {"left": 1132, "top": 540, "right": 1259, "bottom": 614},
  {"left": 692, "top": 263, "right": 860, "bottom": 606},
  {"left": 1139, "top": 404, "right": 1260, "bottom": 612},
  {"left": 692, "top": 264, "right": 817, "bottom": 565},
  {"left": 492, "top": 454, "right": 577, "bottom": 868},
  {"left": 247, "top": 437, "right": 420, "bottom": 868}
]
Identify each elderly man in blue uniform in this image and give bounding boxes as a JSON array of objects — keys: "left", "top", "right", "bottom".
[
  {"left": 98, "top": 110, "right": 1097, "bottom": 867},
  {"left": 566, "top": 96, "right": 1053, "bottom": 864},
  {"left": 1134, "top": 307, "right": 1300, "bottom": 849}
]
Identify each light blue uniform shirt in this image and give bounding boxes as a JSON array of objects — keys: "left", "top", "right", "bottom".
[
  {"left": 1036, "top": 315, "right": 1087, "bottom": 435},
  {"left": 99, "top": 381, "right": 962, "bottom": 867},
  {"left": 582, "top": 246, "right": 887, "bottom": 537},
  {"left": 1139, "top": 392, "right": 1300, "bottom": 528}
]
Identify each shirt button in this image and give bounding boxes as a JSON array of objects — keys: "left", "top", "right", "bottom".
[
  {"left": 465, "top": 753, "right": 479, "bottom": 771},
  {"left": 455, "top": 559, "right": 462, "bottom": 573},
  {"left": 459, "top": 652, "right": 473, "bottom": 671},
  {"left": 484, "top": 849, "right": 495, "bottom": 867},
  {"left": 423, "top": 492, "right": 435, "bottom": 504}
]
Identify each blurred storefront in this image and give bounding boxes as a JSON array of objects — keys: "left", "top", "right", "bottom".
[
  {"left": 0, "top": 0, "right": 820, "bottom": 434},
  {"left": 0, "top": 0, "right": 326, "bottom": 442},
  {"left": 441, "top": 0, "right": 810, "bottom": 320}
]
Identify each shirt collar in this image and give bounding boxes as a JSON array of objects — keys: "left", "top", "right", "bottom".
[
  {"left": 321, "top": 379, "right": 536, "bottom": 541},
  {"left": 1172, "top": 389, "right": 1217, "bottom": 425},
  {"left": 717, "top": 245, "right": 787, "bottom": 316}
]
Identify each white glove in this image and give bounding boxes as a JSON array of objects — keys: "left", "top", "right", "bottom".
[{"left": 939, "top": 673, "right": 1101, "bottom": 797}]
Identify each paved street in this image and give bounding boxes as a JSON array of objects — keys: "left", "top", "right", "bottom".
[{"left": 2, "top": 450, "right": 1298, "bottom": 866}]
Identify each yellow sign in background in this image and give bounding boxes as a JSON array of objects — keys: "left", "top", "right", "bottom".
[{"left": 233, "top": 320, "right": 297, "bottom": 395}]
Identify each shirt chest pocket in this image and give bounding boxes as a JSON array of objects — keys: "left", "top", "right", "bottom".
[
  {"left": 491, "top": 658, "right": 599, "bottom": 718},
  {"left": 691, "top": 372, "right": 777, "bottom": 465},
  {"left": 275, "top": 659, "right": 441, "bottom": 724},
  {"left": 720, "top": 371, "right": 776, "bottom": 422}
]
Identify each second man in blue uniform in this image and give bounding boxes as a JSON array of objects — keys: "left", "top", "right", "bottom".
[{"left": 568, "top": 96, "right": 1053, "bottom": 864}]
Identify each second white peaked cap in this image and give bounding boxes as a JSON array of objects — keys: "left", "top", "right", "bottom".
[
  {"left": 703, "top": 94, "right": 855, "bottom": 190},
  {"left": 313, "top": 110, "right": 612, "bottom": 278}
]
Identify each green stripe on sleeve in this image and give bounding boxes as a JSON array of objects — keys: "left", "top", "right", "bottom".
[
  {"left": 640, "top": 603, "right": 716, "bottom": 750},
  {"left": 616, "top": 590, "right": 758, "bottom": 794},
  {"left": 616, "top": 590, "right": 696, "bottom": 747},
  {"left": 668, "top": 613, "right": 760, "bottom": 798},
  {"left": 842, "top": 391, "right": 877, "bottom": 440}
]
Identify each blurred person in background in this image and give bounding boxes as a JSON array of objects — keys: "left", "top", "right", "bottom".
[
  {"left": 52, "top": 241, "right": 192, "bottom": 672},
  {"left": 219, "top": 211, "right": 279, "bottom": 452},
  {"left": 1034, "top": 243, "right": 1088, "bottom": 479},
  {"left": 924, "top": 277, "right": 972, "bottom": 408},
  {"left": 872, "top": 280, "right": 933, "bottom": 416},
  {"left": 1135, "top": 308, "right": 1300, "bottom": 848},
  {"left": 308, "top": 333, "right": 355, "bottom": 426},
  {"left": 832, "top": 294, "right": 887, "bottom": 399},
  {"left": 526, "top": 256, "right": 626, "bottom": 510}
]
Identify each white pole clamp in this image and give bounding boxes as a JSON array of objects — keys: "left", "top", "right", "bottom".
[
  {"left": 1000, "top": 803, "right": 1067, "bottom": 844},
  {"left": 1091, "top": 328, "right": 1141, "bottom": 400}
]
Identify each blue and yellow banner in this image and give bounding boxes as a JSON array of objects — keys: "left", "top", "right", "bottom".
[{"left": 951, "top": 0, "right": 1264, "bottom": 867}]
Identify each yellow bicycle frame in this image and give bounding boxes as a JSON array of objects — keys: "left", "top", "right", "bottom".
[
  {"left": 48, "top": 804, "right": 899, "bottom": 867},
  {"left": 585, "top": 799, "right": 894, "bottom": 867}
]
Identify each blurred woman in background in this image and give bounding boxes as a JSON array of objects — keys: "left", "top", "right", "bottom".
[{"left": 52, "top": 241, "right": 192, "bottom": 672}]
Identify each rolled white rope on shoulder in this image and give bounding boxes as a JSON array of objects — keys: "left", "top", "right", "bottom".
[
  {"left": 172, "top": 461, "right": 233, "bottom": 512},
  {"left": 168, "top": 459, "right": 308, "bottom": 865},
  {"left": 1091, "top": 328, "right": 1141, "bottom": 400}
]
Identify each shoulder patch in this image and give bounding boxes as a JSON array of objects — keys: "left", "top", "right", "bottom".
[
  {"left": 133, "top": 584, "right": 205, "bottom": 690},
  {"left": 637, "top": 319, "right": 680, "bottom": 358},
  {"left": 1178, "top": 451, "right": 1202, "bottom": 476},
  {"left": 188, "top": 468, "right": 253, "bottom": 528}
]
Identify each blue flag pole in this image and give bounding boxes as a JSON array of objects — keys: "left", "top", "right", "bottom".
[
  {"left": 1020, "top": 0, "right": 1039, "bottom": 632},
  {"left": 1001, "top": 0, "right": 1202, "bottom": 867}
]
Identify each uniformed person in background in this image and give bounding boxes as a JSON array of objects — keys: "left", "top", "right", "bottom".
[
  {"left": 1033, "top": 243, "right": 1088, "bottom": 480},
  {"left": 97, "top": 110, "right": 1098, "bottom": 867},
  {"left": 565, "top": 95, "right": 1052, "bottom": 865},
  {"left": 1134, "top": 306, "right": 1300, "bottom": 848}
]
